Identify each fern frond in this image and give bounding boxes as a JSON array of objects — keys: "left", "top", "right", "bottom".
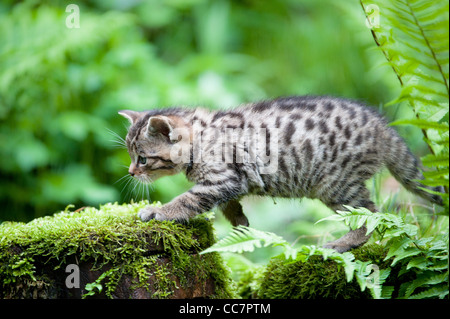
[
  {"left": 200, "top": 226, "right": 289, "bottom": 255},
  {"left": 362, "top": 0, "right": 449, "bottom": 118},
  {"left": 390, "top": 119, "right": 449, "bottom": 131},
  {"left": 404, "top": 272, "right": 449, "bottom": 298},
  {"left": 362, "top": 0, "right": 449, "bottom": 208},
  {"left": 421, "top": 153, "right": 450, "bottom": 168},
  {"left": 409, "top": 284, "right": 449, "bottom": 299}
]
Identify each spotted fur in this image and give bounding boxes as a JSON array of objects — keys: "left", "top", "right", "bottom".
[{"left": 119, "top": 96, "right": 444, "bottom": 252}]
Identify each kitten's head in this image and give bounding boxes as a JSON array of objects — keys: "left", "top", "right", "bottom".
[{"left": 118, "top": 110, "right": 191, "bottom": 183}]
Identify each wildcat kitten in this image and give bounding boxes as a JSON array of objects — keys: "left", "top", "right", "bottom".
[{"left": 119, "top": 96, "right": 444, "bottom": 252}]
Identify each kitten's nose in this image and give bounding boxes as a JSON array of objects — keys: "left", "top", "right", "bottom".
[{"left": 129, "top": 163, "right": 136, "bottom": 176}]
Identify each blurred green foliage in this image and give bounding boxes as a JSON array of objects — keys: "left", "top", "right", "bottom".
[{"left": 0, "top": 0, "right": 427, "bottom": 224}]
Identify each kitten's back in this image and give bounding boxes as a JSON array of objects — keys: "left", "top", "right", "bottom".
[{"left": 231, "top": 96, "right": 442, "bottom": 206}]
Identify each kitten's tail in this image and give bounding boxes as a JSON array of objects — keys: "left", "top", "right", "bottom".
[{"left": 383, "top": 130, "right": 444, "bottom": 206}]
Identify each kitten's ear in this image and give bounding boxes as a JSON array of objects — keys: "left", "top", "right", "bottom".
[
  {"left": 118, "top": 110, "right": 140, "bottom": 125},
  {"left": 147, "top": 116, "right": 173, "bottom": 139}
]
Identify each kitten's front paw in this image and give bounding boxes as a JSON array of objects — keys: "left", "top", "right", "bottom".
[{"left": 138, "top": 206, "right": 168, "bottom": 222}]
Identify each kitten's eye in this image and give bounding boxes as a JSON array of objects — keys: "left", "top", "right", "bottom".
[{"left": 138, "top": 156, "right": 147, "bottom": 165}]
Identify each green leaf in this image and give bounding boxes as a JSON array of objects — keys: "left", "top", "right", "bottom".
[
  {"left": 315, "top": 213, "right": 346, "bottom": 225},
  {"left": 391, "top": 248, "right": 422, "bottom": 266},
  {"left": 341, "top": 252, "right": 357, "bottom": 282},
  {"left": 366, "top": 214, "right": 382, "bottom": 235},
  {"left": 390, "top": 118, "right": 449, "bottom": 131},
  {"left": 421, "top": 153, "right": 450, "bottom": 167},
  {"left": 406, "top": 270, "right": 449, "bottom": 299},
  {"left": 409, "top": 284, "right": 449, "bottom": 299},
  {"left": 84, "top": 282, "right": 103, "bottom": 296},
  {"left": 407, "top": 256, "right": 432, "bottom": 270},
  {"left": 200, "top": 226, "right": 290, "bottom": 255},
  {"left": 385, "top": 237, "right": 414, "bottom": 261}
]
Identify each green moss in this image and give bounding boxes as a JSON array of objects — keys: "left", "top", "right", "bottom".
[
  {"left": 257, "top": 244, "right": 390, "bottom": 299},
  {"left": 0, "top": 201, "right": 236, "bottom": 299},
  {"left": 234, "top": 266, "right": 266, "bottom": 299}
]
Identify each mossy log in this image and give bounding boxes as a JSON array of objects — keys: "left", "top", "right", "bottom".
[
  {"left": 255, "top": 245, "right": 397, "bottom": 299},
  {"left": 0, "top": 202, "right": 235, "bottom": 299}
]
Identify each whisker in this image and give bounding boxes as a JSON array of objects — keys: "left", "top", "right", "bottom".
[
  {"left": 122, "top": 176, "right": 134, "bottom": 193},
  {"left": 144, "top": 184, "right": 149, "bottom": 202},
  {"left": 105, "top": 127, "right": 127, "bottom": 149},
  {"left": 137, "top": 180, "right": 144, "bottom": 201},
  {"left": 142, "top": 175, "right": 155, "bottom": 192},
  {"left": 124, "top": 177, "right": 137, "bottom": 202},
  {"left": 141, "top": 182, "right": 148, "bottom": 201},
  {"left": 119, "top": 173, "right": 155, "bottom": 204},
  {"left": 106, "top": 127, "right": 126, "bottom": 142},
  {"left": 114, "top": 174, "right": 130, "bottom": 185},
  {"left": 130, "top": 178, "right": 140, "bottom": 201}
]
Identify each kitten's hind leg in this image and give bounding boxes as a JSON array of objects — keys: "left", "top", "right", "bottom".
[
  {"left": 323, "top": 226, "right": 371, "bottom": 253},
  {"left": 220, "top": 199, "right": 249, "bottom": 227},
  {"left": 323, "top": 187, "right": 377, "bottom": 253}
]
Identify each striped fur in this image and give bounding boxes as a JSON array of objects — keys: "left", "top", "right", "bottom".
[{"left": 119, "top": 95, "right": 444, "bottom": 252}]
